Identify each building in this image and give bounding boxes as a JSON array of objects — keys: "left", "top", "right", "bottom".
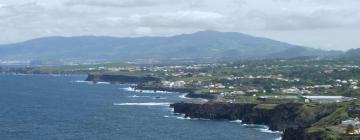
[
  {"left": 174, "top": 81, "right": 186, "bottom": 88},
  {"left": 341, "top": 117, "right": 360, "bottom": 135},
  {"left": 246, "top": 88, "right": 259, "bottom": 93},
  {"left": 302, "top": 96, "right": 356, "bottom": 103},
  {"left": 282, "top": 87, "right": 301, "bottom": 94},
  {"left": 161, "top": 80, "right": 186, "bottom": 88}
]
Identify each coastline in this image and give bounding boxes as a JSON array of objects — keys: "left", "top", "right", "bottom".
[
  {"left": 12, "top": 73, "right": 342, "bottom": 140},
  {"left": 170, "top": 101, "right": 341, "bottom": 140},
  {"left": 82, "top": 73, "right": 318, "bottom": 139}
]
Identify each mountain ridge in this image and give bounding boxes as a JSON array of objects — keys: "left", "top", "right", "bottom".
[{"left": 0, "top": 30, "right": 339, "bottom": 63}]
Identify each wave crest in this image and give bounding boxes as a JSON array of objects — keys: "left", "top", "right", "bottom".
[
  {"left": 113, "top": 102, "right": 170, "bottom": 106},
  {"left": 121, "top": 87, "right": 173, "bottom": 93}
]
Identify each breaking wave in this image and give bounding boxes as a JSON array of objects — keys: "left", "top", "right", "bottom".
[
  {"left": 127, "top": 95, "right": 150, "bottom": 98},
  {"left": 257, "top": 127, "right": 282, "bottom": 134},
  {"left": 73, "top": 80, "right": 93, "bottom": 84},
  {"left": 121, "top": 87, "right": 173, "bottom": 93},
  {"left": 241, "top": 124, "right": 282, "bottom": 134},
  {"left": 96, "top": 82, "right": 110, "bottom": 84},
  {"left": 113, "top": 102, "right": 170, "bottom": 106},
  {"left": 179, "top": 93, "right": 190, "bottom": 99},
  {"left": 230, "top": 120, "right": 243, "bottom": 123}
]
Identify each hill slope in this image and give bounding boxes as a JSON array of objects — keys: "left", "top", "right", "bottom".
[
  {"left": 0, "top": 31, "right": 331, "bottom": 63},
  {"left": 345, "top": 48, "right": 360, "bottom": 58}
]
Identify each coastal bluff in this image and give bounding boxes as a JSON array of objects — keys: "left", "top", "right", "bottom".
[
  {"left": 85, "top": 74, "right": 161, "bottom": 84},
  {"left": 171, "top": 102, "right": 338, "bottom": 140}
]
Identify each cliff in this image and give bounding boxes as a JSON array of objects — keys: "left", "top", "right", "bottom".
[
  {"left": 185, "top": 93, "right": 219, "bottom": 100},
  {"left": 134, "top": 85, "right": 195, "bottom": 93},
  {"left": 171, "top": 102, "right": 339, "bottom": 139},
  {"left": 85, "top": 74, "right": 220, "bottom": 100},
  {"left": 85, "top": 74, "right": 161, "bottom": 84}
]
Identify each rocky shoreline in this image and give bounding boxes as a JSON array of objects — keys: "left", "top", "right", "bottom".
[
  {"left": 85, "top": 74, "right": 341, "bottom": 139},
  {"left": 85, "top": 73, "right": 161, "bottom": 84},
  {"left": 85, "top": 74, "right": 221, "bottom": 100},
  {"left": 170, "top": 102, "right": 338, "bottom": 140}
]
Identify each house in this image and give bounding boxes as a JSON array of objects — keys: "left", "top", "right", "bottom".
[
  {"left": 215, "top": 83, "right": 225, "bottom": 89},
  {"left": 341, "top": 117, "right": 360, "bottom": 135},
  {"left": 282, "top": 87, "right": 301, "bottom": 94},
  {"left": 229, "top": 91, "right": 245, "bottom": 95},
  {"left": 224, "top": 91, "right": 246, "bottom": 98},
  {"left": 246, "top": 88, "right": 259, "bottom": 93},
  {"left": 174, "top": 81, "right": 186, "bottom": 88},
  {"left": 161, "top": 80, "right": 186, "bottom": 88},
  {"left": 314, "top": 85, "right": 333, "bottom": 88}
]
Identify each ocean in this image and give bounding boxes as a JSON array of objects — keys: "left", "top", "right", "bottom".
[{"left": 0, "top": 74, "right": 281, "bottom": 140}]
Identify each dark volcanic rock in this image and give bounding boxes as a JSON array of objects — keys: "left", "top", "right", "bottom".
[
  {"left": 282, "top": 128, "right": 306, "bottom": 140},
  {"left": 171, "top": 102, "right": 257, "bottom": 120},
  {"left": 171, "top": 102, "right": 338, "bottom": 139},
  {"left": 85, "top": 74, "right": 161, "bottom": 84},
  {"left": 185, "top": 93, "right": 219, "bottom": 100},
  {"left": 135, "top": 85, "right": 195, "bottom": 93}
]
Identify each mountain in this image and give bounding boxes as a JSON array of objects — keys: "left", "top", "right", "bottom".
[
  {"left": 0, "top": 30, "right": 334, "bottom": 63},
  {"left": 345, "top": 48, "right": 360, "bottom": 58}
]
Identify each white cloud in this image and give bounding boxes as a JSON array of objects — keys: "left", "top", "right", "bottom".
[
  {"left": 0, "top": 0, "right": 359, "bottom": 50},
  {"left": 135, "top": 27, "right": 153, "bottom": 35},
  {"left": 243, "top": 8, "right": 360, "bottom": 30},
  {"left": 128, "top": 10, "right": 225, "bottom": 28},
  {"left": 64, "top": 0, "right": 157, "bottom": 8}
]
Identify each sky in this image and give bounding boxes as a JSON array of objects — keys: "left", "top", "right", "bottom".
[{"left": 0, "top": 0, "right": 359, "bottom": 51}]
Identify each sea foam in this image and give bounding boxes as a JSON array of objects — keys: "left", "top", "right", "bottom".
[
  {"left": 231, "top": 121, "right": 282, "bottom": 134},
  {"left": 230, "top": 120, "right": 243, "bottom": 123},
  {"left": 73, "top": 80, "right": 111, "bottom": 85},
  {"left": 121, "top": 87, "right": 173, "bottom": 94},
  {"left": 257, "top": 127, "right": 282, "bottom": 134},
  {"left": 243, "top": 124, "right": 282, "bottom": 134},
  {"left": 96, "top": 82, "right": 110, "bottom": 84},
  {"left": 73, "top": 80, "right": 93, "bottom": 84},
  {"left": 179, "top": 93, "right": 189, "bottom": 99},
  {"left": 128, "top": 95, "right": 150, "bottom": 98},
  {"left": 113, "top": 102, "right": 170, "bottom": 106}
]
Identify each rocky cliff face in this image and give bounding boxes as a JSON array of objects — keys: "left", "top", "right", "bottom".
[
  {"left": 185, "top": 93, "right": 219, "bottom": 100},
  {"left": 171, "top": 102, "right": 257, "bottom": 120},
  {"left": 85, "top": 74, "right": 161, "bottom": 84},
  {"left": 171, "top": 102, "right": 338, "bottom": 139},
  {"left": 282, "top": 128, "right": 328, "bottom": 140}
]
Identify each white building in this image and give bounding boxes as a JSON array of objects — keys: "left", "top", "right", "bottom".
[{"left": 302, "top": 96, "right": 356, "bottom": 103}]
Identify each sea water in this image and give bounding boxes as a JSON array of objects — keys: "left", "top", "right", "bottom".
[{"left": 0, "top": 74, "right": 281, "bottom": 140}]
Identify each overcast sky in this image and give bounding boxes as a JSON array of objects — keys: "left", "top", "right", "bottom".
[{"left": 0, "top": 0, "right": 359, "bottom": 50}]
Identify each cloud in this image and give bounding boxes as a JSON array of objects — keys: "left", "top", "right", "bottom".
[
  {"left": 0, "top": 2, "right": 44, "bottom": 15},
  {"left": 128, "top": 10, "right": 226, "bottom": 29},
  {"left": 0, "top": 0, "right": 360, "bottom": 50},
  {"left": 244, "top": 8, "right": 360, "bottom": 30},
  {"left": 64, "top": 0, "right": 159, "bottom": 8},
  {"left": 135, "top": 27, "right": 153, "bottom": 35}
]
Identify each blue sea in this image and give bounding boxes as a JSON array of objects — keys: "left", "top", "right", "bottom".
[{"left": 0, "top": 74, "right": 281, "bottom": 140}]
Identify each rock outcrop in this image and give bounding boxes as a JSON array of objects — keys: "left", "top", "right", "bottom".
[
  {"left": 85, "top": 74, "right": 161, "bottom": 84},
  {"left": 171, "top": 102, "right": 338, "bottom": 139}
]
